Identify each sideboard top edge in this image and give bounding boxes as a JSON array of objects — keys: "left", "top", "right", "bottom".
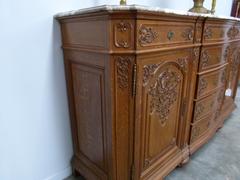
[{"left": 55, "top": 4, "right": 240, "bottom": 22}]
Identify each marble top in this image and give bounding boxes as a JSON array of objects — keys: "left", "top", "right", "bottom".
[{"left": 55, "top": 4, "right": 240, "bottom": 21}]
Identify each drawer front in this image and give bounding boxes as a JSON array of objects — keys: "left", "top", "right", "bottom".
[
  {"left": 203, "top": 22, "right": 240, "bottom": 43},
  {"left": 193, "top": 92, "right": 218, "bottom": 123},
  {"left": 199, "top": 45, "right": 229, "bottom": 71},
  {"left": 196, "top": 66, "right": 227, "bottom": 98},
  {"left": 190, "top": 117, "right": 211, "bottom": 143},
  {"left": 137, "top": 20, "right": 194, "bottom": 49}
]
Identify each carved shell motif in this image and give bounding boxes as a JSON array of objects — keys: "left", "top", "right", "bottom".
[
  {"left": 148, "top": 68, "right": 181, "bottom": 126},
  {"left": 139, "top": 26, "right": 158, "bottom": 45}
]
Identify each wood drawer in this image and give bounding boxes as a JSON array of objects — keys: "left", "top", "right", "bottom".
[
  {"left": 199, "top": 45, "right": 229, "bottom": 72},
  {"left": 137, "top": 20, "right": 194, "bottom": 49},
  {"left": 190, "top": 116, "right": 211, "bottom": 143},
  {"left": 203, "top": 22, "right": 240, "bottom": 43},
  {"left": 196, "top": 66, "right": 227, "bottom": 98},
  {"left": 193, "top": 92, "right": 218, "bottom": 123}
]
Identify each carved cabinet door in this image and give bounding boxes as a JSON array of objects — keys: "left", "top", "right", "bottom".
[{"left": 133, "top": 49, "right": 194, "bottom": 180}]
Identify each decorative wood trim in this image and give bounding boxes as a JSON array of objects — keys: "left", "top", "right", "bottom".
[
  {"left": 116, "top": 56, "right": 131, "bottom": 89},
  {"left": 203, "top": 27, "right": 212, "bottom": 39},
  {"left": 114, "top": 21, "right": 132, "bottom": 48},
  {"left": 198, "top": 78, "right": 208, "bottom": 96},
  {"left": 148, "top": 68, "right": 181, "bottom": 126},
  {"left": 227, "top": 26, "right": 239, "bottom": 39},
  {"left": 182, "top": 27, "right": 194, "bottom": 41},
  {"left": 201, "top": 49, "right": 210, "bottom": 68},
  {"left": 143, "top": 64, "right": 161, "bottom": 86},
  {"left": 138, "top": 26, "right": 158, "bottom": 45},
  {"left": 177, "top": 57, "right": 188, "bottom": 72},
  {"left": 194, "top": 103, "right": 205, "bottom": 120}
]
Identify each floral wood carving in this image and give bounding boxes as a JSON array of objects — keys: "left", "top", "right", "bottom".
[
  {"left": 221, "top": 69, "right": 226, "bottom": 84},
  {"left": 177, "top": 57, "right": 188, "bottom": 72},
  {"left": 116, "top": 57, "right": 131, "bottom": 89},
  {"left": 143, "top": 64, "right": 161, "bottom": 86},
  {"left": 198, "top": 78, "right": 208, "bottom": 96},
  {"left": 182, "top": 28, "right": 194, "bottom": 41},
  {"left": 194, "top": 103, "right": 205, "bottom": 120},
  {"left": 224, "top": 46, "right": 230, "bottom": 61},
  {"left": 191, "top": 126, "right": 201, "bottom": 142},
  {"left": 203, "top": 27, "right": 213, "bottom": 39},
  {"left": 139, "top": 26, "right": 158, "bottom": 45},
  {"left": 201, "top": 49, "right": 210, "bottom": 68},
  {"left": 148, "top": 68, "right": 181, "bottom": 126},
  {"left": 193, "top": 48, "right": 200, "bottom": 65},
  {"left": 231, "top": 49, "right": 240, "bottom": 76},
  {"left": 227, "top": 26, "right": 239, "bottom": 39},
  {"left": 115, "top": 21, "right": 132, "bottom": 48}
]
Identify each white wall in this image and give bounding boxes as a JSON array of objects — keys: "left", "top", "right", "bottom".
[{"left": 0, "top": 0, "right": 233, "bottom": 180}]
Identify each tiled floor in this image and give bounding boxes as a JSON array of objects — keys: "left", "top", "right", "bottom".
[{"left": 66, "top": 87, "right": 240, "bottom": 180}]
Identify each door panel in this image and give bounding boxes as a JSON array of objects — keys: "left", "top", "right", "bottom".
[{"left": 134, "top": 49, "right": 193, "bottom": 179}]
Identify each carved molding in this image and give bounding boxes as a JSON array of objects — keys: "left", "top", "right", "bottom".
[
  {"left": 182, "top": 27, "right": 194, "bottom": 41},
  {"left": 116, "top": 57, "right": 131, "bottom": 89},
  {"left": 198, "top": 78, "right": 208, "bottom": 96},
  {"left": 201, "top": 49, "right": 210, "bottom": 68},
  {"left": 143, "top": 64, "right": 160, "bottom": 86},
  {"left": 227, "top": 26, "right": 239, "bottom": 39},
  {"left": 139, "top": 26, "right": 158, "bottom": 45},
  {"left": 221, "top": 69, "right": 226, "bottom": 84},
  {"left": 203, "top": 27, "right": 213, "bottom": 39},
  {"left": 148, "top": 68, "right": 181, "bottom": 126},
  {"left": 114, "top": 21, "right": 132, "bottom": 48}
]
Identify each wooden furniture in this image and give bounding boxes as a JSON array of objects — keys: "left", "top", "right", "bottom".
[
  {"left": 56, "top": 5, "right": 240, "bottom": 180},
  {"left": 231, "top": 0, "right": 240, "bottom": 83}
]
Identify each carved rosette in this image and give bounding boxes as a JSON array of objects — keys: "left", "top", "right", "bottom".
[
  {"left": 203, "top": 27, "right": 212, "bottom": 39},
  {"left": 138, "top": 26, "right": 158, "bottom": 45},
  {"left": 116, "top": 57, "right": 131, "bottom": 89},
  {"left": 227, "top": 26, "right": 239, "bottom": 39},
  {"left": 201, "top": 49, "right": 210, "bottom": 68},
  {"left": 182, "top": 27, "right": 194, "bottom": 41},
  {"left": 148, "top": 68, "right": 181, "bottom": 126},
  {"left": 143, "top": 64, "right": 160, "bottom": 86},
  {"left": 198, "top": 78, "right": 208, "bottom": 96},
  {"left": 114, "top": 21, "right": 132, "bottom": 48}
]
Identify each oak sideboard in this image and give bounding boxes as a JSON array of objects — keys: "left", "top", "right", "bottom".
[{"left": 56, "top": 5, "right": 240, "bottom": 180}]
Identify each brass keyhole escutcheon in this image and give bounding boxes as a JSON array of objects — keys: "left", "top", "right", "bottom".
[{"left": 167, "top": 31, "right": 174, "bottom": 40}]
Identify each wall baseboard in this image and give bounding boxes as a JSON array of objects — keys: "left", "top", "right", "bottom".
[{"left": 44, "top": 166, "right": 72, "bottom": 180}]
